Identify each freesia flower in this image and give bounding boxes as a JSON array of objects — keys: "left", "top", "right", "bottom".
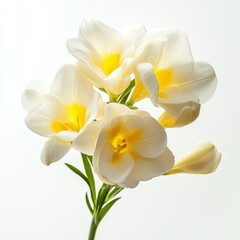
[
  {"left": 165, "top": 141, "right": 221, "bottom": 175},
  {"left": 93, "top": 103, "right": 174, "bottom": 188},
  {"left": 130, "top": 31, "right": 217, "bottom": 127},
  {"left": 67, "top": 19, "right": 148, "bottom": 97},
  {"left": 22, "top": 64, "right": 103, "bottom": 165}
]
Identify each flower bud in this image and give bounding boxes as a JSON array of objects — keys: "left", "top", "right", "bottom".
[{"left": 165, "top": 141, "right": 221, "bottom": 175}]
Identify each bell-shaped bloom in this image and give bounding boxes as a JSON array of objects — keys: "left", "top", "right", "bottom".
[
  {"left": 130, "top": 31, "right": 217, "bottom": 127},
  {"left": 93, "top": 103, "right": 174, "bottom": 188},
  {"left": 165, "top": 141, "right": 221, "bottom": 175},
  {"left": 22, "top": 64, "right": 103, "bottom": 165},
  {"left": 67, "top": 19, "right": 148, "bottom": 96}
]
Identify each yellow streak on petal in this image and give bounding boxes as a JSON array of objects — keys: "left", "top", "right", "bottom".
[
  {"left": 51, "top": 121, "right": 68, "bottom": 133},
  {"left": 51, "top": 104, "right": 87, "bottom": 133},
  {"left": 130, "top": 77, "right": 149, "bottom": 103},
  {"left": 154, "top": 69, "right": 173, "bottom": 96},
  {"left": 103, "top": 53, "right": 121, "bottom": 76}
]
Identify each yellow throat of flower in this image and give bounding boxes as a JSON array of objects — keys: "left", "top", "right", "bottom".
[
  {"left": 109, "top": 122, "right": 141, "bottom": 164},
  {"left": 102, "top": 53, "right": 121, "bottom": 76},
  {"left": 154, "top": 68, "right": 173, "bottom": 97},
  {"left": 51, "top": 103, "right": 87, "bottom": 133}
]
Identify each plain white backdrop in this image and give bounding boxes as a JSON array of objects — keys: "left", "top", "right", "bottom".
[{"left": 0, "top": 0, "right": 239, "bottom": 239}]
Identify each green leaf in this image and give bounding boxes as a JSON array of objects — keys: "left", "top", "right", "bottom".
[
  {"left": 98, "top": 197, "right": 121, "bottom": 223},
  {"left": 96, "top": 184, "right": 112, "bottom": 211},
  {"left": 85, "top": 192, "right": 93, "bottom": 214},
  {"left": 117, "top": 80, "right": 135, "bottom": 104},
  {"left": 81, "top": 153, "right": 96, "bottom": 205},
  {"left": 105, "top": 186, "right": 123, "bottom": 202},
  {"left": 65, "top": 163, "right": 89, "bottom": 187},
  {"left": 98, "top": 87, "right": 107, "bottom": 93}
]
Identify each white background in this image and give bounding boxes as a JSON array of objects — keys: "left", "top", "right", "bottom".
[{"left": 0, "top": 0, "right": 239, "bottom": 239}]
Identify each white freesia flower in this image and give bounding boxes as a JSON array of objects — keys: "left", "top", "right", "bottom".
[
  {"left": 130, "top": 31, "right": 217, "bottom": 127},
  {"left": 22, "top": 64, "right": 103, "bottom": 165},
  {"left": 165, "top": 141, "right": 221, "bottom": 175},
  {"left": 93, "top": 103, "right": 174, "bottom": 188},
  {"left": 67, "top": 19, "right": 148, "bottom": 96}
]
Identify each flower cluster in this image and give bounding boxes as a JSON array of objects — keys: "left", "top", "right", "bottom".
[{"left": 22, "top": 19, "right": 221, "bottom": 188}]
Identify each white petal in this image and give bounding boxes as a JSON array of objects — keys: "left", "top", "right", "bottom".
[
  {"left": 120, "top": 176, "right": 139, "bottom": 188},
  {"left": 97, "top": 144, "right": 134, "bottom": 184},
  {"left": 133, "top": 116, "right": 167, "bottom": 158},
  {"left": 25, "top": 95, "right": 68, "bottom": 137},
  {"left": 21, "top": 81, "right": 48, "bottom": 112},
  {"left": 158, "top": 32, "right": 194, "bottom": 72},
  {"left": 134, "top": 63, "right": 159, "bottom": 106},
  {"left": 73, "top": 121, "right": 101, "bottom": 155},
  {"left": 50, "top": 64, "right": 94, "bottom": 106},
  {"left": 158, "top": 87, "right": 199, "bottom": 104},
  {"left": 104, "top": 63, "right": 131, "bottom": 94},
  {"left": 131, "top": 147, "right": 174, "bottom": 180},
  {"left": 79, "top": 19, "right": 123, "bottom": 54},
  {"left": 159, "top": 101, "right": 200, "bottom": 128},
  {"left": 50, "top": 131, "right": 78, "bottom": 143},
  {"left": 102, "top": 103, "right": 130, "bottom": 126},
  {"left": 166, "top": 141, "right": 221, "bottom": 174},
  {"left": 178, "top": 62, "right": 217, "bottom": 103},
  {"left": 41, "top": 139, "right": 71, "bottom": 166},
  {"left": 121, "top": 24, "right": 147, "bottom": 59}
]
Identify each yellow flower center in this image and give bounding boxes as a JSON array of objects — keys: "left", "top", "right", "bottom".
[
  {"left": 154, "top": 68, "right": 173, "bottom": 97},
  {"left": 109, "top": 121, "right": 142, "bottom": 164},
  {"left": 51, "top": 104, "right": 87, "bottom": 133},
  {"left": 103, "top": 53, "right": 121, "bottom": 76},
  {"left": 113, "top": 137, "right": 128, "bottom": 153}
]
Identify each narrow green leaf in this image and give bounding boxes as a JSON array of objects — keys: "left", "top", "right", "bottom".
[
  {"left": 96, "top": 184, "right": 112, "bottom": 211},
  {"left": 81, "top": 153, "right": 96, "bottom": 204},
  {"left": 98, "top": 87, "right": 107, "bottom": 93},
  {"left": 65, "top": 163, "right": 89, "bottom": 187},
  {"left": 98, "top": 197, "right": 121, "bottom": 223},
  {"left": 117, "top": 80, "right": 135, "bottom": 104},
  {"left": 85, "top": 192, "right": 93, "bottom": 214},
  {"left": 105, "top": 187, "right": 123, "bottom": 202}
]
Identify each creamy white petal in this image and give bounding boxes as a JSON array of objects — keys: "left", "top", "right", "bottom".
[
  {"left": 119, "top": 176, "right": 139, "bottom": 188},
  {"left": 25, "top": 95, "right": 68, "bottom": 137},
  {"left": 121, "top": 24, "right": 146, "bottom": 59},
  {"left": 177, "top": 62, "right": 217, "bottom": 103},
  {"left": 41, "top": 139, "right": 71, "bottom": 166},
  {"left": 159, "top": 101, "right": 200, "bottom": 128},
  {"left": 73, "top": 121, "right": 101, "bottom": 155},
  {"left": 132, "top": 116, "right": 167, "bottom": 158},
  {"left": 50, "top": 131, "right": 78, "bottom": 143},
  {"left": 119, "top": 114, "right": 145, "bottom": 132},
  {"left": 134, "top": 63, "right": 159, "bottom": 106},
  {"left": 158, "top": 32, "right": 194, "bottom": 72},
  {"left": 97, "top": 144, "right": 134, "bottom": 184},
  {"left": 158, "top": 87, "right": 199, "bottom": 104},
  {"left": 93, "top": 126, "right": 109, "bottom": 173},
  {"left": 21, "top": 81, "right": 48, "bottom": 112},
  {"left": 104, "top": 63, "right": 131, "bottom": 94},
  {"left": 50, "top": 64, "right": 94, "bottom": 106},
  {"left": 166, "top": 141, "right": 221, "bottom": 174},
  {"left": 131, "top": 147, "right": 174, "bottom": 180},
  {"left": 79, "top": 19, "right": 123, "bottom": 54},
  {"left": 102, "top": 103, "right": 130, "bottom": 126}
]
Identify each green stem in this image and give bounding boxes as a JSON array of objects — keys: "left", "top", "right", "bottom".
[{"left": 88, "top": 216, "right": 98, "bottom": 240}]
